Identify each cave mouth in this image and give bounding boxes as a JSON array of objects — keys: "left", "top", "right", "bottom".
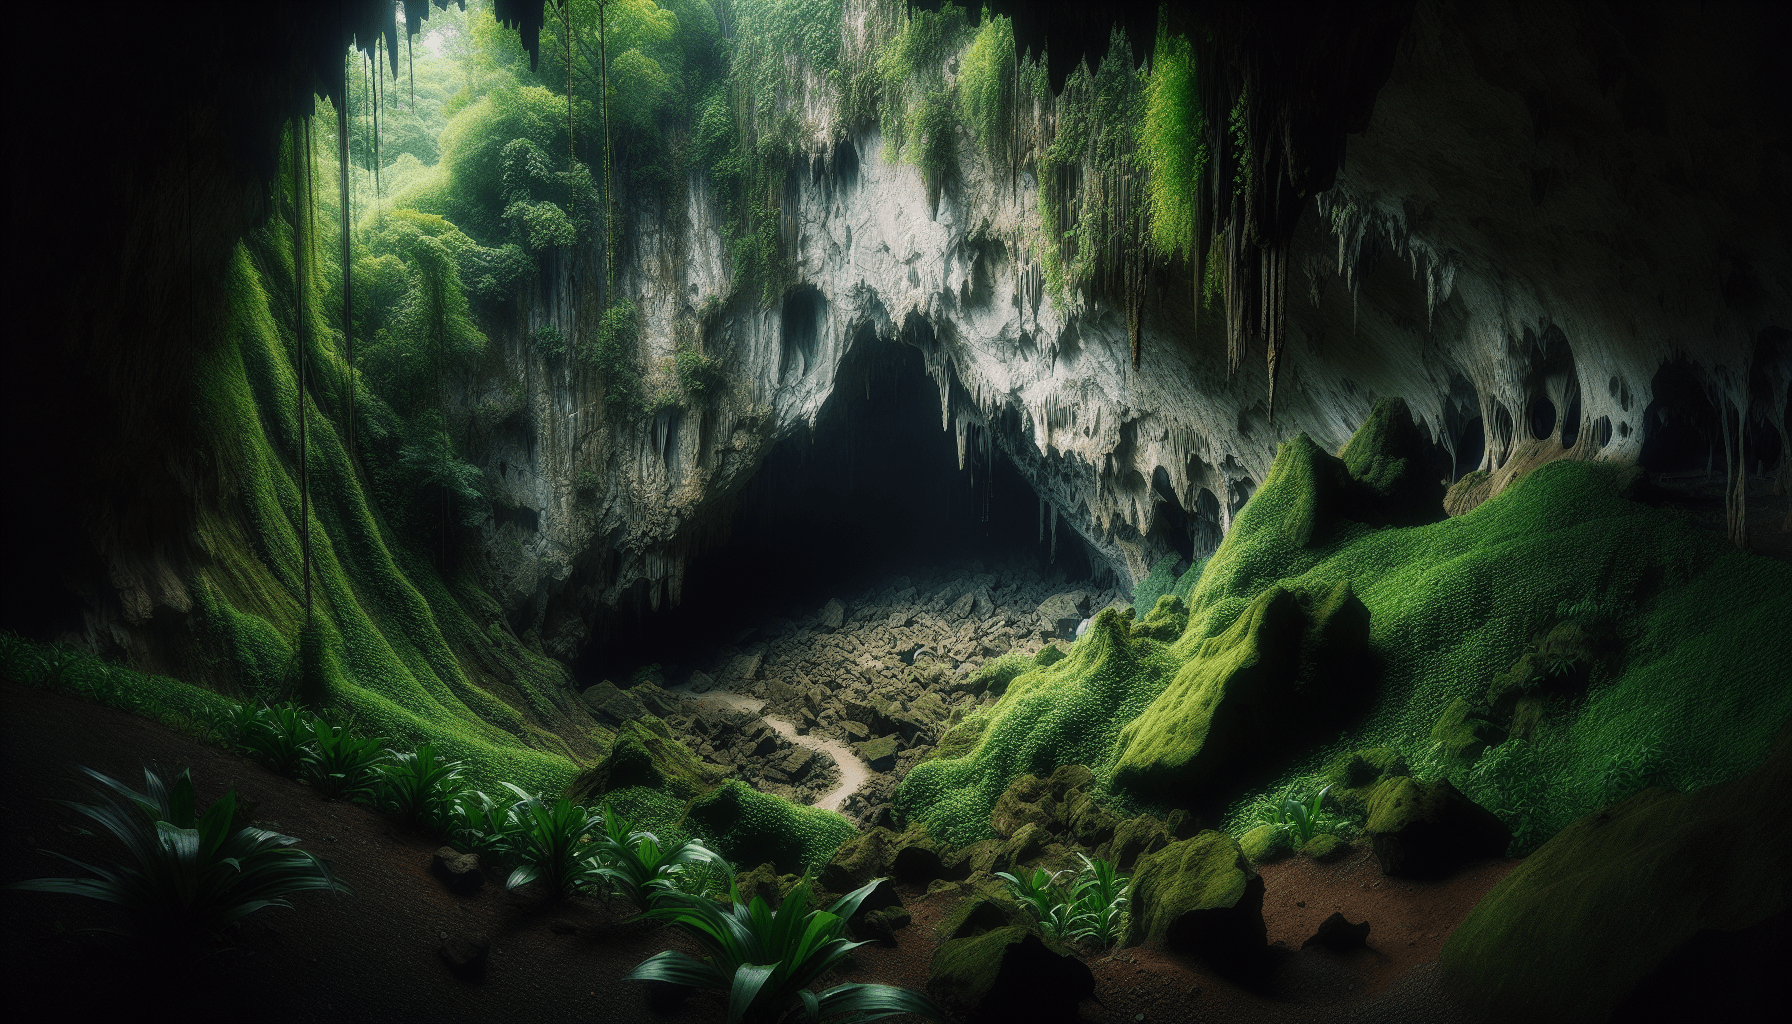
[{"left": 577, "top": 338, "right": 1095, "bottom": 687}]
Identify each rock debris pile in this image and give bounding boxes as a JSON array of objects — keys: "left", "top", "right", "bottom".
[{"left": 597, "top": 558, "right": 1131, "bottom": 824}]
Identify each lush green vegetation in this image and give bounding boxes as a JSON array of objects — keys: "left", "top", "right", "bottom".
[
  {"left": 5, "top": 766, "right": 350, "bottom": 948},
  {"left": 898, "top": 410, "right": 1792, "bottom": 857},
  {"left": 630, "top": 874, "right": 944, "bottom": 1023},
  {"left": 996, "top": 853, "right": 1129, "bottom": 949}
]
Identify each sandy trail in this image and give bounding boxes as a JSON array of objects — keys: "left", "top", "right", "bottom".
[{"left": 663, "top": 685, "right": 869, "bottom": 814}]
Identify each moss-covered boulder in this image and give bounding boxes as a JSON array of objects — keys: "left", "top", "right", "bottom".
[
  {"left": 1442, "top": 725, "right": 1792, "bottom": 1023},
  {"left": 734, "top": 862, "right": 800, "bottom": 908},
  {"left": 1299, "top": 833, "right": 1348, "bottom": 862},
  {"left": 1103, "top": 814, "right": 1173, "bottom": 872},
  {"left": 1032, "top": 642, "right": 1068, "bottom": 667},
  {"left": 858, "top": 734, "right": 899, "bottom": 771},
  {"left": 1324, "top": 747, "right": 1410, "bottom": 815},
  {"left": 1429, "top": 696, "right": 1506, "bottom": 761},
  {"left": 1125, "top": 831, "right": 1267, "bottom": 963},
  {"left": 580, "top": 680, "right": 646, "bottom": 724},
  {"left": 938, "top": 894, "right": 1024, "bottom": 940},
  {"left": 990, "top": 773, "right": 1052, "bottom": 838},
  {"left": 1364, "top": 776, "right": 1510, "bottom": 877},
  {"left": 1240, "top": 824, "right": 1292, "bottom": 864},
  {"left": 927, "top": 926, "right": 1095, "bottom": 1023},
  {"left": 855, "top": 904, "right": 912, "bottom": 946},
  {"left": 683, "top": 780, "right": 855, "bottom": 875},
  {"left": 1112, "top": 579, "right": 1372, "bottom": 800},
  {"left": 819, "top": 826, "right": 897, "bottom": 893},
  {"left": 565, "top": 718, "right": 722, "bottom": 803},
  {"left": 889, "top": 823, "right": 950, "bottom": 882},
  {"left": 1338, "top": 397, "right": 1447, "bottom": 527}
]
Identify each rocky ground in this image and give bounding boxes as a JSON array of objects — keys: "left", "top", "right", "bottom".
[{"left": 581, "top": 558, "right": 1130, "bottom": 822}]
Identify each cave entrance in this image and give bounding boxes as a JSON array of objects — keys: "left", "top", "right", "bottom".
[{"left": 577, "top": 338, "right": 1093, "bottom": 686}]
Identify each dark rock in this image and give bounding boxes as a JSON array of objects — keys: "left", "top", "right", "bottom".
[
  {"left": 855, "top": 905, "right": 912, "bottom": 946},
  {"left": 438, "top": 930, "right": 490, "bottom": 980},
  {"left": 937, "top": 896, "right": 1022, "bottom": 940},
  {"left": 432, "top": 846, "right": 484, "bottom": 894},
  {"left": 687, "top": 669, "right": 716, "bottom": 693},
  {"left": 927, "top": 926, "right": 1094, "bottom": 1024},
  {"left": 1106, "top": 815, "right": 1173, "bottom": 872},
  {"left": 580, "top": 680, "right": 646, "bottom": 723},
  {"left": 1365, "top": 776, "right": 1511, "bottom": 878},
  {"left": 1126, "top": 831, "right": 1268, "bottom": 967},
  {"left": 820, "top": 828, "right": 897, "bottom": 893},
  {"left": 859, "top": 734, "right": 899, "bottom": 771},
  {"left": 819, "top": 599, "right": 846, "bottom": 631},
  {"left": 1036, "top": 591, "right": 1091, "bottom": 628},
  {"left": 735, "top": 861, "right": 798, "bottom": 909},
  {"left": 1302, "top": 912, "right": 1371, "bottom": 951}
]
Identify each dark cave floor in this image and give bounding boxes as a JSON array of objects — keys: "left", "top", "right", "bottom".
[{"left": 2, "top": 680, "right": 1521, "bottom": 1024}]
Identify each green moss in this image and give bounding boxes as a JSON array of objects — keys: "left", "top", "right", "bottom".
[
  {"left": 1239, "top": 824, "right": 1291, "bottom": 864},
  {"left": 927, "top": 925, "right": 1029, "bottom": 1013},
  {"left": 565, "top": 718, "right": 723, "bottom": 804},
  {"left": 1299, "top": 833, "right": 1346, "bottom": 861},
  {"left": 1336, "top": 397, "right": 1447, "bottom": 527},
  {"left": 683, "top": 779, "right": 855, "bottom": 875},
  {"left": 1429, "top": 697, "right": 1504, "bottom": 761},
  {"left": 1442, "top": 725, "right": 1792, "bottom": 1021},
  {"left": 1131, "top": 594, "right": 1189, "bottom": 643},
  {"left": 1125, "top": 831, "right": 1264, "bottom": 951},
  {"left": 1032, "top": 643, "right": 1067, "bottom": 668}
]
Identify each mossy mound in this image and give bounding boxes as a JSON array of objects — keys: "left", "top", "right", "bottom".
[
  {"left": 1443, "top": 725, "right": 1792, "bottom": 1022},
  {"left": 564, "top": 718, "right": 723, "bottom": 804},
  {"left": 1126, "top": 831, "right": 1267, "bottom": 960},
  {"left": 1299, "top": 833, "right": 1348, "bottom": 861},
  {"left": 1111, "top": 579, "right": 1372, "bottom": 801},
  {"left": 683, "top": 779, "right": 854, "bottom": 875},
  {"left": 1130, "top": 594, "right": 1190, "bottom": 643},
  {"left": 1239, "top": 824, "right": 1292, "bottom": 864},
  {"left": 1323, "top": 747, "right": 1409, "bottom": 815},
  {"left": 1337, "top": 397, "right": 1447, "bottom": 528},
  {"left": 1364, "top": 776, "right": 1510, "bottom": 878},
  {"left": 927, "top": 926, "right": 1094, "bottom": 1023},
  {"left": 1428, "top": 697, "right": 1506, "bottom": 761}
]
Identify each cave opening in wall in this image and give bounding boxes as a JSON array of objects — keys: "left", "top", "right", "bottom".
[{"left": 577, "top": 338, "right": 1095, "bottom": 687}]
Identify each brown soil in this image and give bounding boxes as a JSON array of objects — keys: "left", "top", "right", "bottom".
[{"left": 1, "top": 681, "right": 1514, "bottom": 1023}]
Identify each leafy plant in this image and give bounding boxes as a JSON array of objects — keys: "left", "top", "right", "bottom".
[
  {"left": 997, "top": 854, "right": 1129, "bottom": 949},
  {"left": 447, "top": 783, "right": 534, "bottom": 862},
  {"left": 1065, "top": 853, "right": 1128, "bottom": 949},
  {"left": 628, "top": 874, "right": 943, "bottom": 1024},
  {"left": 505, "top": 796, "right": 602, "bottom": 900},
  {"left": 237, "top": 703, "right": 316, "bottom": 777},
  {"left": 995, "top": 866, "right": 1078, "bottom": 941},
  {"left": 5, "top": 766, "right": 349, "bottom": 946},
  {"left": 588, "top": 800, "right": 730, "bottom": 914},
  {"left": 1271, "top": 784, "right": 1332, "bottom": 846},
  {"left": 303, "top": 719, "right": 386, "bottom": 801},
  {"left": 377, "top": 742, "right": 465, "bottom": 826}
]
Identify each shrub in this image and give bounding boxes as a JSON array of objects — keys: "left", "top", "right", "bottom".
[
  {"left": 5, "top": 766, "right": 349, "bottom": 947},
  {"left": 589, "top": 800, "right": 729, "bottom": 914},
  {"left": 303, "top": 719, "right": 386, "bottom": 801},
  {"left": 238, "top": 703, "right": 316, "bottom": 777},
  {"left": 997, "top": 854, "right": 1130, "bottom": 949},
  {"left": 446, "top": 783, "right": 534, "bottom": 862},
  {"left": 376, "top": 742, "right": 465, "bottom": 827},
  {"left": 505, "top": 796, "right": 602, "bottom": 900},
  {"left": 628, "top": 875, "right": 943, "bottom": 1023}
]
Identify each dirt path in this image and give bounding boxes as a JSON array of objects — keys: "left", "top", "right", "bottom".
[{"left": 664, "top": 685, "right": 869, "bottom": 814}]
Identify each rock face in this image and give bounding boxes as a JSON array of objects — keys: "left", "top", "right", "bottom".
[{"left": 459, "top": 1, "right": 1792, "bottom": 659}]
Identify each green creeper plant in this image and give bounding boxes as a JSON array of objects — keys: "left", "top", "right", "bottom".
[
  {"left": 5, "top": 766, "right": 349, "bottom": 947},
  {"left": 1066, "top": 853, "right": 1128, "bottom": 949},
  {"left": 303, "top": 719, "right": 387, "bottom": 801},
  {"left": 627, "top": 874, "right": 943, "bottom": 1024},
  {"left": 589, "top": 799, "right": 730, "bottom": 914}
]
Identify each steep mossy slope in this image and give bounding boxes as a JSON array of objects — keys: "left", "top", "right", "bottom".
[
  {"left": 165, "top": 226, "right": 591, "bottom": 793},
  {"left": 898, "top": 400, "right": 1792, "bottom": 852}
]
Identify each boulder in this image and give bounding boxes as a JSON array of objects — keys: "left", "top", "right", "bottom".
[
  {"left": 990, "top": 774, "right": 1053, "bottom": 838},
  {"left": 431, "top": 846, "right": 484, "bottom": 894},
  {"left": 1429, "top": 696, "right": 1505, "bottom": 761},
  {"left": 687, "top": 669, "right": 716, "bottom": 694},
  {"left": 734, "top": 861, "right": 798, "bottom": 908},
  {"left": 1337, "top": 397, "right": 1448, "bottom": 527},
  {"left": 1299, "top": 833, "right": 1349, "bottom": 862},
  {"left": 438, "top": 930, "right": 490, "bottom": 980},
  {"left": 721, "top": 651, "right": 764, "bottom": 686},
  {"left": 819, "top": 599, "right": 846, "bottom": 630},
  {"left": 1125, "top": 831, "right": 1268, "bottom": 966},
  {"left": 927, "top": 926, "right": 1095, "bottom": 1024},
  {"left": 1032, "top": 642, "right": 1068, "bottom": 667},
  {"left": 994, "top": 822, "right": 1050, "bottom": 871},
  {"left": 859, "top": 734, "right": 899, "bottom": 772},
  {"left": 1240, "top": 824, "right": 1293, "bottom": 864},
  {"left": 948, "top": 592, "right": 978, "bottom": 620},
  {"left": 684, "top": 779, "right": 855, "bottom": 876},
  {"left": 820, "top": 827, "right": 897, "bottom": 893},
  {"left": 565, "top": 719, "right": 724, "bottom": 803},
  {"left": 580, "top": 680, "right": 646, "bottom": 724},
  {"left": 629, "top": 681, "right": 683, "bottom": 718},
  {"left": 1323, "top": 747, "right": 1410, "bottom": 815},
  {"left": 1104, "top": 814, "right": 1172, "bottom": 872},
  {"left": 1365, "top": 776, "right": 1511, "bottom": 878},
  {"left": 1036, "top": 591, "right": 1091, "bottom": 628},
  {"left": 888, "top": 824, "right": 950, "bottom": 882},
  {"left": 937, "top": 895, "right": 1023, "bottom": 940},
  {"left": 1302, "top": 912, "right": 1371, "bottom": 951},
  {"left": 854, "top": 905, "right": 912, "bottom": 946}
]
